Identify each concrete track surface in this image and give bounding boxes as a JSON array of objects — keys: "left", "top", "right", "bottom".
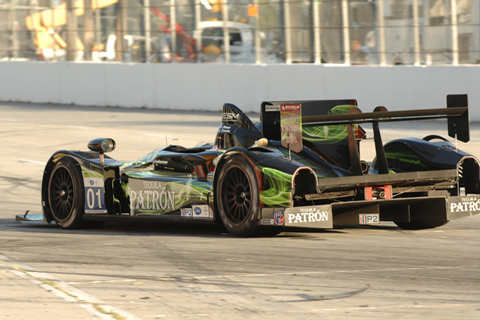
[{"left": 0, "top": 102, "right": 479, "bottom": 320}]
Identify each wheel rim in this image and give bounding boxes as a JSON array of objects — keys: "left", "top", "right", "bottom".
[
  {"left": 222, "top": 167, "right": 252, "bottom": 224},
  {"left": 50, "top": 166, "right": 75, "bottom": 221}
]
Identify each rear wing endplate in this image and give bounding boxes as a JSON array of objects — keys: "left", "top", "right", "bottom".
[{"left": 447, "top": 94, "right": 469, "bottom": 143}]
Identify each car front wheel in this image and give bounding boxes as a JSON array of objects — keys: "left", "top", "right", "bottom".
[
  {"left": 48, "top": 157, "right": 87, "bottom": 228},
  {"left": 216, "top": 155, "right": 261, "bottom": 237}
]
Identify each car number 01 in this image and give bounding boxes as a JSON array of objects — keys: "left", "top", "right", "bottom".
[{"left": 84, "top": 178, "right": 107, "bottom": 214}]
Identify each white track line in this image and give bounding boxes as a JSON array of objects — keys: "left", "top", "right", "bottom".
[
  {"left": 16, "top": 158, "right": 46, "bottom": 165},
  {"left": 0, "top": 253, "right": 141, "bottom": 320}
]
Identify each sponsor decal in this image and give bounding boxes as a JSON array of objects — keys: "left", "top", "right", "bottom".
[
  {"left": 274, "top": 212, "right": 285, "bottom": 225},
  {"left": 288, "top": 210, "right": 328, "bottom": 224},
  {"left": 220, "top": 125, "right": 232, "bottom": 133},
  {"left": 261, "top": 219, "right": 275, "bottom": 225},
  {"left": 222, "top": 113, "right": 239, "bottom": 123},
  {"left": 154, "top": 160, "right": 168, "bottom": 165},
  {"left": 280, "top": 104, "right": 303, "bottom": 153},
  {"left": 450, "top": 197, "right": 480, "bottom": 212},
  {"left": 284, "top": 205, "right": 333, "bottom": 228},
  {"left": 129, "top": 179, "right": 175, "bottom": 215},
  {"left": 192, "top": 205, "right": 211, "bottom": 218},
  {"left": 181, "top": 208, "right": 193, "bottom": 217},
  {"left": 84, "top": 178, "right": 107, "bottom": 214},
  {"left": 359, "top": 213, "right": 380, "bottom": 224},
  {"left": 265, "top": 104, "right": 281, "bottom": 112}
]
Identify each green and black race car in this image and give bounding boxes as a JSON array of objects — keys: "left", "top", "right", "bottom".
[{"left": 19, "top": 94, "right": 480, "bottom": 236}]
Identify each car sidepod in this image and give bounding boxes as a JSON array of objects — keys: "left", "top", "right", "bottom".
[{"left": 123, "top": 170, "right": 214, "bottom": 219}]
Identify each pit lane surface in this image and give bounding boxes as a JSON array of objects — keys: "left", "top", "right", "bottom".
[{"left": 1, "top": 102, "right": 479, "bottom": 320}]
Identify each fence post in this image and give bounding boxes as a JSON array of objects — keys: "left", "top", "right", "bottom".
[
  {"left": 170, "top": 0, "right": 177, "bottom": 63},
  {"left": 222, "top": 0, "right": 230, "bottom": 63},
  {"left": 377, "top": 0, "right": 386, "bottom": 65},
  {"left": 84, "top": 0, "right": 94, "bottom": 61},
  {"left": 195, "top": 0, "right": 201, "bottom": 63},
  {"left": 9, "top": 0, "right": 18, "bottom": 59},
  {"left": 95, "top": 0, "right": 101, "bottom": 50},
  {"left": 144, "top": 0, "right": 151, "bottom": 62},
  {"left": 115, "top": 0, "right": 127, "bottom": 62},
  {"left": 412, "top": 0, "right": 421, "bottom": 65},
  {"left": 283, "top": 0, "right": 292, "bottom": 64},
  {"left": 450, "top": 0, "right": 459, "bottom": 65},
  {"left": 313, "top": 0, "right": 321, "bottom": 64},
  {"left": 66, "top": 0, "right": 78, "bottom": 61},
  {"left": 341, "top": 0, "right": 350, "bottom": 65},
  {"left": 253, "top": 0, "right": 261, "bottom": 64},
  {"left": 51, "top": 0, "right": 58, "bottom": 61}
]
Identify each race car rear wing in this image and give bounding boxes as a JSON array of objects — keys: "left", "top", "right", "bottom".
[
  {"left": 261, "top": 94, "right": 469, "bottom": 175},
  {"left": 301, "top": 94, "right": 469, "bottom": 142}
]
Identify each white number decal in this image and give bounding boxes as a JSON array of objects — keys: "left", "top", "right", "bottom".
[
  {"left": 87, "top": 188, "right": 95, "bottom": 209},
  {"left": 86, "top": 188, "right": 103, "bottom": 210},
  {"left": 95, "top": 188, "right": 103, "bottom": 209},
  {"left": 84, "top": 178, "right": 107, "bottom": 213}
]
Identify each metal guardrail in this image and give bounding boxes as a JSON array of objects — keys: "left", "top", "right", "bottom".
[{"left": 0, "top": 0, "right": 478, "bottom": 65}]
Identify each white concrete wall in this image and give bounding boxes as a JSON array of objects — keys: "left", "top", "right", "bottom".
[{"left": 1, "top": 61, "right": 478, "bottom": 120}]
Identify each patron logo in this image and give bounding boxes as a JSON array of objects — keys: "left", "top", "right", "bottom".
[
  {"left": 447, "top": 196, "right": 480, "bottom": 220},
  {"left": 129, "top": 189, "right": 175, "bottom": 211},
  {"left": 288, "top": 211, "right": 328, "bottom": 224},
  {"left": 128, "top": 179, "right": 175, "bottom": 215},
  {"left": 450, "top": 197, "right": 480, "bottom": 212},
  {"left": 284, "top": 205, "right": 333, "bottom": 228}
]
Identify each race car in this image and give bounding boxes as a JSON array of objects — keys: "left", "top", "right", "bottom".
[{"left": 18, "top": 94, "right": 480, "bottom": 236}]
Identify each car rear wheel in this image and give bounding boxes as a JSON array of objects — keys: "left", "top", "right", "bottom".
[
  {"left": 48, "top": 157, "right": 89, "bottom": 228},
  {"left": 422, "top": 135, "right": 448, "bottom": 142},
  {"left": 216, "top": 155, "right": 261, "bottom": 237}
]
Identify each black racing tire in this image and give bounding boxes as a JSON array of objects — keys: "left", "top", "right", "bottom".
[
  {"left": 48, "top": 157, "right": 89, "bottom": 229},
  {"left": 422, "top": 135, "right": 448, "bottom": 142},
  {"left": 216, "top": 155, "right": 261, "bottom": 237},
  {"left": 394, "top": 220, "right": 448, "bottom": 230}
]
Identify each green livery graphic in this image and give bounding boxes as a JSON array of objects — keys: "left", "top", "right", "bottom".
[
  {"left": 260, "top": 167, "right": 293, "bottom": 207},
  {"left": 303, "top": 105, "right": 358, "bottom": 144}
]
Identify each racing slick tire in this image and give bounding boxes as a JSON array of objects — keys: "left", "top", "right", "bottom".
[
  {"left": 216, "top": 155, "right": 262, "bottom": 237},
  {"left": 394, "top": 220, "right": 448, "bottom": 230},
  {"left": 47, "top": 157, "right": 102, "bottom": 229}
]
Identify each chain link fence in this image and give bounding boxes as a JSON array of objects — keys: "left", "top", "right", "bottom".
[{"left": 0, "top": 0, "right": 478, "bottom": 65}]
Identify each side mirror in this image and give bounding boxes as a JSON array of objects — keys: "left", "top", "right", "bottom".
[{"left": 88, "top": 138, "right": 116, "bottom": 165}]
